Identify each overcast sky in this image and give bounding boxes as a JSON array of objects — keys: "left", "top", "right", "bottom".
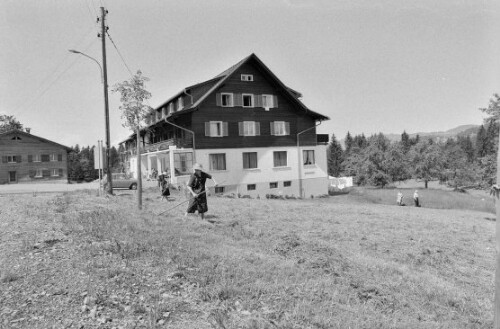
[{"left": 1, "top": 0, "right": 499, "bottom": 147}]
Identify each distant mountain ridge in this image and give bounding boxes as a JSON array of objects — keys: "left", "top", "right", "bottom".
[
  {"left": 340, "top": 124, "right": 480, "bottom": 147},
  {"left": 384, "top": 124, "right": 480, "bottom": 143}
]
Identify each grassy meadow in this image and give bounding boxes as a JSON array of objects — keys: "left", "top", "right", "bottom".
[{"left": 0, "top": 186, "right": 496, "bottom": 328}]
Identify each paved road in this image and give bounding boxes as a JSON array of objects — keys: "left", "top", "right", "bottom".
[
  {"left": 0, "top": 182, "right": 100, "bottom": 195},
  {"left": 0, "top": 180, "right": 159, "bottom": 195}
]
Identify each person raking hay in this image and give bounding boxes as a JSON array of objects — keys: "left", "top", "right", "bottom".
[{"left": 185, "top": 163, "right": 217, "bottom": 220}]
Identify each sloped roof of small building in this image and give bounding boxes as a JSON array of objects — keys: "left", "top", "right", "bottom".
[{"left": 0, "top": 129, "right": 72, "bottom": 151}]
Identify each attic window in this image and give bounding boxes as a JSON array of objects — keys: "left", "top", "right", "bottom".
[
  {"left": 241, "top": 74, "right": 253, "bottom": 82},
  {"left": 11, "top": 136, "right": 21, "bottom": 140}
]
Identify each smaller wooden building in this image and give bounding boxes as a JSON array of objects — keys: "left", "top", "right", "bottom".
[{"left": 0, "top": 129, "right": 71, "bottom": 184}]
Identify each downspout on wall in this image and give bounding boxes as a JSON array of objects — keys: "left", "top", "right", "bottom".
[{"left": 297, "top": 121, "right": 322, "bottom": 198}]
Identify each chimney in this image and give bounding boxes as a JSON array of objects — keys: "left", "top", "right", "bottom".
[{"left": 25, "top": 128, "right": 31, "bottom": 134}]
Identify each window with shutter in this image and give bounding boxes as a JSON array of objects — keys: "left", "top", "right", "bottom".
[
  {"left": 2, "top": 156, "right": 7, "bottom": 163},
  {"left": 206, "top": 121, "right": 225, "bottom": 137},
  {"left": 51, "top": 169, "right": 59, "bottom": 177},
  {"left": 16, "top": 155, "right": 21, "bottom": 163},
  {"left": 58, "top": 154, "right": 63, "bottom": 162},
  {"left": 262, "top": 94, "right": 273, "bottom": 109},
  {"left": 35, "top": 169, "right": 43, "bottom": 178},
  {"left": 221, "top": 93, "right": 233, "bottom": 107},
  {"left": 29, "top": 170, "right": 36, "bottom": 178},
  {"left": 28, "top": 155, "right": 33, "bottom": 162},
  {"left": 242, "top": 94, "right": 254, "bottom": 107},
  {"left": 271, "top": 122, "right": 289, "bottom": 136},
  {"left": 59, "top": 168, "right": 63, "bottom": 176}
]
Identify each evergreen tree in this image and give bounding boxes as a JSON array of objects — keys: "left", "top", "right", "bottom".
[
  {"left": 457, "top": 135, "right": 475, "bottom": 163},
  {"left": 344, "top": 132, "right": 353, "bottom": 154},
  {"left": 485, "top": 120, "right": 498, "bottom": 156},
  {"left": 401, "top": 130, "right": 411, "bottom": 153},
  {"left": 327, "top": 134, "right": 343, "bottom": 177},
  {"left": 475, "top": 125, "right": 487, "bottom": 157}
]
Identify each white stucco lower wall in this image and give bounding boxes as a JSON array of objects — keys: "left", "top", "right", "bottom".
[{"left": 196, "top": 145, "right": 329, "bottom": 197}]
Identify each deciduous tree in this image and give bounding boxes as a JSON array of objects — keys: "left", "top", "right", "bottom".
[{"left": 112, "top": 71, "right": 153, "bottom": 210}]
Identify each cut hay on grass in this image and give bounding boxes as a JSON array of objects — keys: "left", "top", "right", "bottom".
[{"left": 0, "top": 187, "right": 494, "bottom": 328}]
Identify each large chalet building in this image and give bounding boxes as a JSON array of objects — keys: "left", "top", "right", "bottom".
[
  {"left": 119, "top": 54, "right": 330, "bottom": 197},
  {"left": 0, "top": 129, "right": 71, "bottom": 184}
]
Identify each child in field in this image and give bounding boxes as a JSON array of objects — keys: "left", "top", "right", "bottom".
[{"left": 397, "top": 191, "right": 404, "bottom": 206}]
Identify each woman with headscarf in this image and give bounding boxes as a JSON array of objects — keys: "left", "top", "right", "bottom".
[{"left": 185, "top": 163, "right": 217, "bottom": 220}]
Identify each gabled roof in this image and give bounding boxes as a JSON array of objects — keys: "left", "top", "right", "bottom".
[
  {"left": 154, "top": 53, "right": 328, "bottom": 121},
  {"left": 0, "top": 129, "right": 72, "bottom": 151},
  {"left": 177, "top": 53, "right": 329, "bottom": 121}
]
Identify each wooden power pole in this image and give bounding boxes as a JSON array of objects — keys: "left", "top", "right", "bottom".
[{"left": 100, "top": 6, "right": 113, "bottom": 194}]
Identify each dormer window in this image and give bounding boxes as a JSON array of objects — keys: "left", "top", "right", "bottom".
[
  {"left": 162, "top": 107, "right": 168, "bottom": 118},
  {"left": 168, "top": 103, "right": 174, "bottom": 114},
  {"left": 241, "top": 74, "right": 253, "bottom": 81}
]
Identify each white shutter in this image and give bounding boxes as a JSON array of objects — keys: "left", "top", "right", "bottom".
[
  {"left": 238, "top": 122, "right": 244, "bottom": 136},
  {"left": 216, "top": 93, "right": 222, "bottom": 106},
  {"left": 222, "top": 122, "right": 228, "bottom": 136},
  {"left": 270, "top": 122, "right": 275, "bottom": 136},
  {"left": 205, "top": 122, "right": 211, "bottom": 137},
  {"left": 273, "top": 95, "right": 278, "bottom": 108},
  {"left": 234, "top": 93, "right": 243, "bottom": 107},
  {"left": 255, "top": 95, "right": 262, "bottom": 108},
  {"left": 255, "top": 122, "right": 260, "bottom": 136},
  {"left": 285, "top": 122, "right": 290, "bottom": 135}
]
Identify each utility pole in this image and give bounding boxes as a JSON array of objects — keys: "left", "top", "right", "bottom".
[{"left": 99, "top": 6, "right": 113, "bottom": 194}]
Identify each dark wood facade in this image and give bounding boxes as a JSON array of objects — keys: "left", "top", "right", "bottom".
[
  {"left": 0, "top": 130, "right": 70, "bottom": 184},
  {"left": 120, "top": 53, "right": 329, "bottom": 154}
]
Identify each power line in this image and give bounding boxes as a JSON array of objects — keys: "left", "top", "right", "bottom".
[
  {"left": 106, "top": 30, "right": 134, "bottom": 77},
  {"left": 80, "top": 0, "right": 96, "bottom": 26},
  {"left": 14, "top": 37, "right": 98, "bottom": 116}
]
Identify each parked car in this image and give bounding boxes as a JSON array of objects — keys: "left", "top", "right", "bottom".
[{"left": 102, "top": 173, "right": 137, "bottom": 190}]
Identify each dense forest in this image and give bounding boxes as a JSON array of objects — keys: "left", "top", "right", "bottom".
[
  {"left": 327, "top": 94, "right": 500, "bottom": 189},
  {"left": 67, "top": 144, "right": 123, "bottom": 182}
]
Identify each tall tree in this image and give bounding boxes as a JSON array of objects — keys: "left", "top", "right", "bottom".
[
  {"left": 476, "top": 125, "right": 487, "bottom": 158},
  {"left": 112, "top": 70, "right": 153, "bottom": 210},
  {"left": 344, "top": 131, "right": 353, "bottom": 154},
  {"left": 408, "top": 140, "right": 443, "bottom": 188},
  {"left": 401, "top": 130, "right": 411, "bottom": 153},
  {"left": 0, "top": 115, "right": 23, "bottom": 133},
  {"left": 327, "top": 133, "right": 343, "bottom": 177}
]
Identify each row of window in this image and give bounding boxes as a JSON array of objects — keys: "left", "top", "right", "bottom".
[
  {"left": 29, "top": 168, "right": 64, "bottom": 178},
  {"left": 208, "top": 150, "right": 316, "bottom": 171},
  {"left": 205, "top": 121, "right": 290, "bottom": 137},
  {"left": 1, "top": 154, "right": 63, "bottom": 164},
  {"left": 214, "top": 180, "right": 291, "bottom": 194},
  {"left": 216, "top": 93, "right": 278, "bottom": 109}
]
